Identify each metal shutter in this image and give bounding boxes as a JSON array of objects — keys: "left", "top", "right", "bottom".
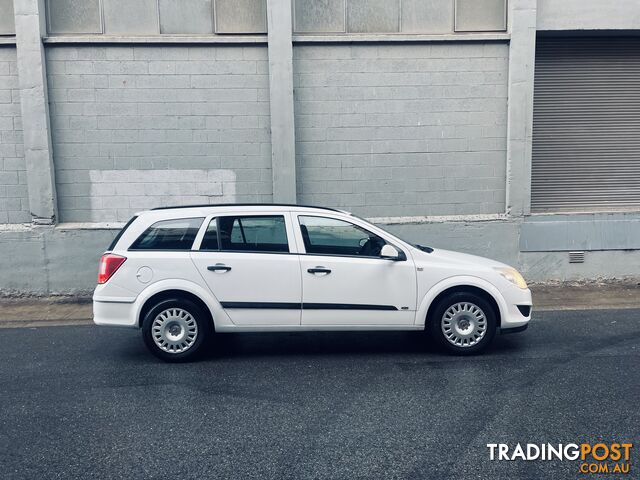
[{"left": 531, "top": 37, "right": 640, "bottom": 212}]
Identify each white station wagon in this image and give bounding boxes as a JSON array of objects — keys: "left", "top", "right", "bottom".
[{"left": 93, "top": 204, "right": 532, "bottom": 361}]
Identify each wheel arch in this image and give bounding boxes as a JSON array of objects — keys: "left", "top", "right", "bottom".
[
  {"left": 139, "top": 289, "right": 213, "bottom": 328},
  {"left": 131, "top": 279, "right": 232, "bottom": 329},
  {"left": 416, "top": 276, "right": 507, "bottom": 328},
  {"left": 425, "top": 285, "right": 501, "bottom": 328}
]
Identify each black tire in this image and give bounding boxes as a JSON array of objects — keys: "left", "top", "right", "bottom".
[
  {"left": 141, "top": 297, "right": 212, "bottom": 362},
  {"left": 427, "top": 291, "right": 497, "bottom": 355}
]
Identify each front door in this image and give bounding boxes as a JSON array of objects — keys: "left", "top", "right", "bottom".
[
  {"left": 296, "top": 215, "right": 417, "bottom": 326},
  {"left": 190, "top": 214, "right": 302, "bottom": 326}
]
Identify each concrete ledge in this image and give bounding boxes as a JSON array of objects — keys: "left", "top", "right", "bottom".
[
  {"left": 370, "top": 213, "right": 508, "bottom": 226},
  {"left": 292, "top": 33, "right": 510, "bottom": 43},
  {"left": 41, "top": 33, "right": 510, "bottom": 46},
  {"left": 1, "top": 213, "right": 509, "bottom": 231},
  {"left": 0, "top": 37, "right": 16, "bottom": 45},
  {"left": 43, "top": 35, "right": 268, "bottom": 44},
  {"left": 55, "top": 222, "right": 125, "bottom": 231}
]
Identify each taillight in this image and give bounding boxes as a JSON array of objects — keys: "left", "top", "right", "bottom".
[{"left": 97, "top": 254, "right": 126, "bottom": 284}]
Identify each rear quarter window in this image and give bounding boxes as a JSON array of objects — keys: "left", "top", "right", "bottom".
[
  {"left": 129, "top": 217, "right": 204, "bottom": 251},
  {"left": 107, "top": 215, "right": 138, "bottom": 251}
]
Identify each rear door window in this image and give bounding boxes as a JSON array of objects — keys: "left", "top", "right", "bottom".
[
  {"left": 129, "top": 217, "right": 204, "bottom": 250},
  {"left": 217, "top": 215, "right": 289, "bottom": 253}
]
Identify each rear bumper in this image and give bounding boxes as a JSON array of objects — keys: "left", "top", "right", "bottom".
[{"left": 93, "top": 299, "right": 137, "bottom": 328}]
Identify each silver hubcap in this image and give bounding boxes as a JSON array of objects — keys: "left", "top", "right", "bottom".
[
  {"left": 152, "top": 308, "right": 198, "bottom": 354},
  {"left": 441, "top": 302, "right": 487, "bottom": 348}
]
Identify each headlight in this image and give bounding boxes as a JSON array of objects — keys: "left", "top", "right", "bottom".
[{"left": 494, "top": 267, "right": 528, "bottom": 289}]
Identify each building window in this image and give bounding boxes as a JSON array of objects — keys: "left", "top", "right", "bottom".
[
  {"left": 215, "top": 0, "right": 267, "bottom": 34},
  {"left": 454, "top": 0, "right": 507, "bottom": 32},
  {"left": 159, "top": 0, "right": 214, "bottom": 34},
  {"left": 46, "top": 0, "right": 102, "bottom": 35},
  {"left": 0, "top": 0, "right": 16, "bottom": 35}
]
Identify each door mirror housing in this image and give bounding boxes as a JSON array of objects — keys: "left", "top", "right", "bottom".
[{"left": 380, "top": 244, "right": 405, "bottom": 261}]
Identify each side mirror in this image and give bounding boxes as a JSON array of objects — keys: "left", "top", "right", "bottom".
[{"left": 380, "top": 244, "right": 405, "bottom": 261}]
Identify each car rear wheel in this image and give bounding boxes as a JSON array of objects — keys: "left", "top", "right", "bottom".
[
  {"left": 142, "top": 298, "right": 211, "bottom": 362},
  {"left": 428, "top": 291, "right": 497, "bottom": 355}
]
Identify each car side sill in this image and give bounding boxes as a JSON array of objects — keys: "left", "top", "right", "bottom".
[{"left": 215, "top": 325, "right": 424, "bottom": 332}]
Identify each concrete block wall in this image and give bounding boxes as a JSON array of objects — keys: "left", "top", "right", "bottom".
[
  {"left": 0, "top": 47, "right": 29, "bottom": 224},
  {"left": 46, "top": 45, "right": 272, "bottom": 222},
  {"left": 86, "top": 169, "right": 237, "bottom": 222},
  {"left": 293, "top": 43, "right": 509, "bottom": 217}
]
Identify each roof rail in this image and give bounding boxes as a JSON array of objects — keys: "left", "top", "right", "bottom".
[{"left": 150, "top": 203, "right": 344, "bottom": 212}]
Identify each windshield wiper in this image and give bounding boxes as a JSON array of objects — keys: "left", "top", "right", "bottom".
[{"left": 415, "top": 244, "right": 434, "bottom": 253}]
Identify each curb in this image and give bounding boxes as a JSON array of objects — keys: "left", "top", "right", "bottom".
[{"left": 1, "top": 283, "right": 639, "bottom": 328}]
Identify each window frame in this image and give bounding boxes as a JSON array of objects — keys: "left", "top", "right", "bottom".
[
  {"left": 195, "top": 214, "right": 292, "bottom": 255},
  {"left": 296, "top": 214, "right": 405, "bottom": 260},
  {"left": 198, "top": 216, "right": 220, "bottom": 252},
  {"left": 127, "top": 216, "right": 205, "bottom": 252},
  {"left": 108, "top": 215, "right": 138, "bottom": 251}
]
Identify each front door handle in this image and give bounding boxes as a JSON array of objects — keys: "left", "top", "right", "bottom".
[
  {"left": 208, "top": 264, "right": 231, "bottom": 272},
  {"left": 307, "top": 267, "right": 331, "bottom": 275}
]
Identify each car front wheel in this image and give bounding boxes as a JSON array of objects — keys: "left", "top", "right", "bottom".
[
  {"left": 142, "top": 298, "right": 211, "bottom": 362},
  {"left": 428, "top": 292, "right": 497, "bottom": 355}
]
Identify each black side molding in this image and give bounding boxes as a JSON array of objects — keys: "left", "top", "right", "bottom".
[
  {"left": 221, "top": 302, "right": 300, "bottom": 309},
  {"left": 303, "top": 303, "right": 397, "bottom": 311},
  {"left": 220, "top": 302, "right": 398, "bottom": 311}
]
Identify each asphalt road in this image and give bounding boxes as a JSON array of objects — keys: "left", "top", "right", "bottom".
[{"left": 0, "top": 309, "right": 638, "bottom": 480}]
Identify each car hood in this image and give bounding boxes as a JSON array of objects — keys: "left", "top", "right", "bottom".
[{"left": 412, "top": 246, "right": 510, "bottom": 270}]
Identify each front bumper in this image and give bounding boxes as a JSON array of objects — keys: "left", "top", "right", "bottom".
[
  {"left": 499, "top": 286, "right": 532, "bottom": 331},
  {"left": 500, "top": 323, "right": 529, "bottom": 334}
]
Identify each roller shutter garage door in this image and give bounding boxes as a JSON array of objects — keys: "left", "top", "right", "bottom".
[{"left": 531, "top": 37, "right": 640, "bottom": 212}]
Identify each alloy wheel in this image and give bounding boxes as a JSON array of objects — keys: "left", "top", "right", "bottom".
[
  {"left": 151, "top": 308, "right": 198, "bottom": 354},
  {"left": 441, "top": 302, "right": 487, "bottom": 348}
]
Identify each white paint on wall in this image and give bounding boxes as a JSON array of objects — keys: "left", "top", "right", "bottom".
[{"left": 88, "top": 169, "right": 236, "bottom": 221}]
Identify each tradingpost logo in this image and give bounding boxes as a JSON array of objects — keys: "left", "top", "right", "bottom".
[{"left": 487, "top": 443, "right": 633, "bottom": 475}]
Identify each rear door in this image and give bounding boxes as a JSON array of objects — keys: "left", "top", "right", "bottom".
[{"left": 190, "top": 213, "right": 302, "bottom": 326}]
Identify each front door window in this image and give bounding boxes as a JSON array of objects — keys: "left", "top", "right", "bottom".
[{"left": 298, "top": 216, "right": 386, "bottom": 257}]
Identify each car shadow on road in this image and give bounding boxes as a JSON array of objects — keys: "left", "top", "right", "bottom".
[
  {"left": 209, "top": 331, "right": 433, "bottom": 358},
  {"left": 197, "top": 330, "right": 529, "bottom": 361},
  {"left": 100, "top": 326, "right": 530, "bottom": 363}
]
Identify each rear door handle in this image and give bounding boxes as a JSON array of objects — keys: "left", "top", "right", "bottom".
[
  {"left": 208, "top": 264, "right": 231, "bottom": 272},
  {"left": 307, "top": 267, "right": 331, "bottom": 275}
]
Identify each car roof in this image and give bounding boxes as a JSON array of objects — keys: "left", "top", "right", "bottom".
[
  {"left": 138, "top": 203, "right": 351, "bottom": 217},
  {"left": 151, "top": 203, "right": 341, "bottom": 212}
]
